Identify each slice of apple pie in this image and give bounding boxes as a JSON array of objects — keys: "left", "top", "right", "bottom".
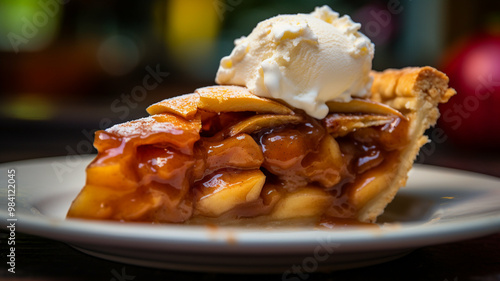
[{"left": 67, "top": 67, "right": 455, "bottom": 225}]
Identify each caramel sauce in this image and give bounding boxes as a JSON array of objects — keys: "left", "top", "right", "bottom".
[
  {"left": 68, "top": 109, "right": 410, "bottom": 227},
  {"left": 259, "top": 120, "right": 327, "bottom": 190}
]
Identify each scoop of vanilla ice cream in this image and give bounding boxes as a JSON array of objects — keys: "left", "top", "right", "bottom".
[{"left": 215, "top": 6, "right": 375, "bottom": 119}]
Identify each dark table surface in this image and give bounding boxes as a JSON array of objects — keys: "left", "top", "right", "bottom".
[
  {"left": 1, "top": 119, "right": 500, "bottom": 281},
  {"left": 1, "top": 230, "right": 499, "bottom": 281}
]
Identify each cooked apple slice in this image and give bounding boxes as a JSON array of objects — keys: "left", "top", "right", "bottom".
[
  {"left": 196, "top": 86, "right": 293, "bottom": 115},
  {"left": 222, "top": 114, "right": 304, "bottom": 137},
  {"left": 114, "top": 190, "right": 166, "bottom": 221},
  {"left": 67, "top": 184, "right": 134, "bottom": 219},
  {"left": 194, "top": 169, "right": 266, "bottom": 217},
  {"left": 349, "top": 169, "right": 395, "bottom": 211},
  {"left": 103, "top": 113, "right": 201, "bottom": 155},
  {"left": 136, "top": 145, "right": 195, "bottom": 183},
  {"left": 323, "top": 113, "right": 395, "bottom": 137},
  {"left": 301, "top": 133, "right": 344, "bottom": 188},
  {"left": 146, "top": 93, "right": 200, "bottom": 119},
  {"left": 271, "top": 186, "right": 332, "bottom": 220},
  {"left": 326, "top": 99, "right": 405, "bottom": 119},
  {"left": 195, "top": 133, "right": 264, "bottom": 179},
  {"left": 69, "top": 183, "right": 180, "bottom": 221},
  {"left": 86, "top": 162, "right": 137, "bottom": 191}
]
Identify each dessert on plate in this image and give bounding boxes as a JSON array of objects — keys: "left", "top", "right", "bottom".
[{"left": 67, "top": 6, "right": 455, "bottom": 226}]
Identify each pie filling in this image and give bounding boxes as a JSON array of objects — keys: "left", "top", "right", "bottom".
[{"left": 67, "top": 97, "right": 409, "bottom": 225}]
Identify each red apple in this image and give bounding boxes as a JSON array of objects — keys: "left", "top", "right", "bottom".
[{"left": 438, "top": 31, "right": 500, "bottom": 148}]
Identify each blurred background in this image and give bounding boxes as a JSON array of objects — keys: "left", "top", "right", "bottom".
[{"left": 0, "top": 0, "right": 499, "bottom": 176}]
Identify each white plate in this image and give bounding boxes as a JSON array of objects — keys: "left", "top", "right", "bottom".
[{"left": 1, "top": 156, "right": 500, "bottom": 273}]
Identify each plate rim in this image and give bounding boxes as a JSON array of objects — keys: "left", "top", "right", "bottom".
[{"left": 1, "top": 155, "right": 500, "bottom": 255}]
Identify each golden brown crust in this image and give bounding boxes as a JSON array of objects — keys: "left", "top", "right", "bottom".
[
  {"left": 370, "top": 66, "right": 455, "bottom": 113},
  {"left": 147, "top": 93, "right": 200, "bottom": 119},
  {"left": 145, "top": 86, "right": 293, "bottom": 119},
  {"left": 357, "top": 67, "right": 456, "bottom": 222}
]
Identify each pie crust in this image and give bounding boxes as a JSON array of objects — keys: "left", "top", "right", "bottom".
[{"left": 359, "top": 67, "right": 455, "bottom": 222}]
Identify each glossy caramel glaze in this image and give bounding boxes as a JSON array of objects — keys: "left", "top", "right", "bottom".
[{"left": 67, "top": 107, "right": 409, "bottom": 225}]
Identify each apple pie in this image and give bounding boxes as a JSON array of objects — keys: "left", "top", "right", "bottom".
[{"left": 67, "top": 66, "right": 455, "bottom": 225}]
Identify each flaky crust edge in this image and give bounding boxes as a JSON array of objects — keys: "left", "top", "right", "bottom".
[{"left": 357, "top": 66, "right": 456, "bottom": 222}]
